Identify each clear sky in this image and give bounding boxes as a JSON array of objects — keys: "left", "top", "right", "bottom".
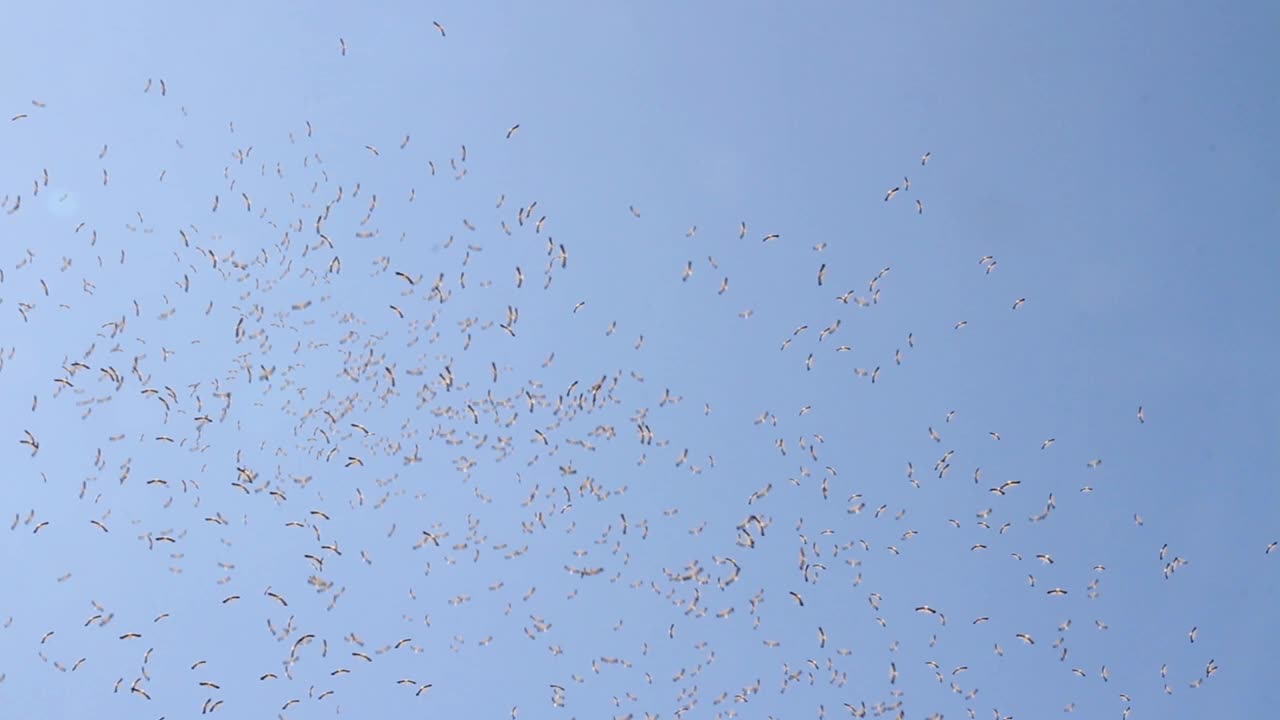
[{"left": 1, "top": 2, "right": 1277, "bottom": 719}]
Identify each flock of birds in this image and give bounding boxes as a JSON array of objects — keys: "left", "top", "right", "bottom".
[{"left": 0, "top": 28, "right": 1272, "bottom": 720}]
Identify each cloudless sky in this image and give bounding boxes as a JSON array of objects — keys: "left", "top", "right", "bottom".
[{"left": 2, "top": 2, "right": 1277, "bottom": 719}]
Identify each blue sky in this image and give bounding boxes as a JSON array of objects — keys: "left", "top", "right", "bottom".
[{"left": 2, "top": 2, "right": 1277, "bottom": 718}]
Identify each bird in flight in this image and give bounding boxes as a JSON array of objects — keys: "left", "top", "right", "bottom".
[{"left": 19, "top": 430, "right": 39, "bottom": 455}]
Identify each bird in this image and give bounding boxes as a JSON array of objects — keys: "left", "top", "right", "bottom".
[
  {"left": 884, "top": 187, "right": 900, "bottom": 202},
  {"left": 433, "top": 21, "right": 446, "bottom": 36},
  {"left": 506, "top": 124, "right": 520, "bottom": 139},
  {"left": 339, "top": 38, "right": 347, "bottom": 55},
  {"left": 990, "top": 480, "right": 1021, "bottom": 495},
  {"left": 921, "top": 152, "right": 931, "bottom": 165},
  {"left": 19, "top": 430, "right": 39, "bottom": 455}
]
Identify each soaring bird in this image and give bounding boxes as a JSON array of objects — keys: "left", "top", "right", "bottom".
[{"left": 19, "top": 429, "right": 39, "bottom": 455}]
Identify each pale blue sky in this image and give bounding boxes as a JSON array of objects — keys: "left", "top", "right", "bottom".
[{"left": 2, "top": 2, "right": 1277, "bottom": 719}]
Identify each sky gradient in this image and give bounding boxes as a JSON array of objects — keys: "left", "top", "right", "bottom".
[{"left": 2, "top": 3, "right": 1277, "bottom": 719}]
